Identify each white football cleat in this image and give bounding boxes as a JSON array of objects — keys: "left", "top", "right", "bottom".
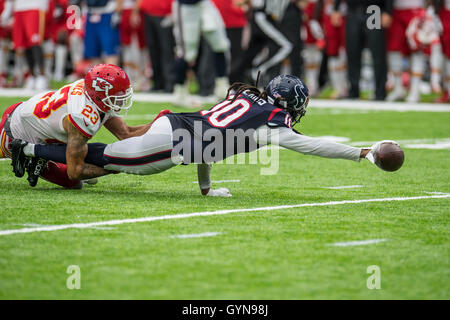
[
  {"left": 24, "top": 76, "right": 35, "bottom": 90},
  {"left": 406, "top": 90, "right": 420, "bottom": 103},
  {"left": 35, "top": 75, "right": 49, "bottom": 91},
  {"left": 173, "top": 84, "right": 194, "bottom": 108},
  {"left": 386, "top": 87, "right": 406, "bottom": 102},
  {"left": 214, "top": 77, "right": 229, "bottom": 100}
]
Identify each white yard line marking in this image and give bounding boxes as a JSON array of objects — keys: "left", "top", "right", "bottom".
[
  {"left": 0, "top": 158, "right": 9, "bottom": 161},
  {"left": 331, "top": 239, "right": 388, "bottom": 247},
  {"left": 349, "top": 138, "right": 450, "bottom": 147},
  {"left": 425, "top": 191, "right": 449, "bottom": 195},
  {"left": 192, "top": 180, "right": 240, "bottom": 184},
  {"left": 0, "top": 193, "right": 448, "bottom": 237},
  {"left": 170, "top": 232, "right": 221, "bottom": 239},
  {"left": 404, "top": 142, "right": 450, "bottom": 150},
  {"left": 19, "top": 223, "right": 114, "bottom": 230},
  {"left": 323, "top": 185, "right": 364, "bottom": 190},
  {"left": 21, "top": 223, "right": 53, "bottom": 228},
  {"left": 309, "top": 99, "right": 450, "bottom": 112}
]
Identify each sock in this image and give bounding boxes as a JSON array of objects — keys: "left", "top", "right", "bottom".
[
  {"left": 31, "top": 45, "right": 44, "bottom": 75},
  {"left": 304, "top": 45, "right": 321, "bottom": 94},
  {"left": 430, "top": 44, "right": 443, "bottom": 89},
  {"left": 43, "top": 40, "right": 54, "bottom": 78},
  {"left": 388, "top": 52, "right": 403, "bottom": 90},
  {"left": 410, "top": 52, "right": 424, "bottom": 95},
  {"left": 35, "top": 143, "right": 108, "bottom": 166},
  {"left": 0, "top": 39, "right": 8, "bottom": 76},
  {"left": 122, "top": 45, "right": 136, "bottom": 83},
  {"left": 54, "top": 44, "right": 68, "bottom": 79},
  {"left": 25, "top": 48, "right": 36, "bottom": 75},
  {"left": 69, "top": 34, "right": 84, "bottom": 67},
  {"left": 23, "top": 143, "right": 35, "bottom": 157},
  {"left": 328, "top": 56, "right": 340, "bottom": 94},
  {"left": 337, "top": 51, "right": 347, "bottom": 95},
  {"left": 175, "top": 58, "right": 188, "bottom": 85},
  {"left": 40, "top": 161, "right": 81, "bottom": 189},
  {"left": 214, "top": 52, "right": 227, "bottom": 78},
  {"left": 14, "top": 51, "right": 27, "bottom": 83},
  {"left": 446, "top": 58, "right": 450, "bottom": 93}
]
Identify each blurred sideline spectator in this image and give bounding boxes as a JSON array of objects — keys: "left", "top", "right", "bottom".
[
  {"left": 76, "top": 0, "right": 122, "bottom": 65},
  {"left": 172, "top": 0, "right": 230, "bottom": 106},
  {"left": 333, "top": 0, "right": 390, "bottom": 100},
  {"left": 120, "top": 0, "right": 146, "bottom": 90},
  {"left": 434, "top": 0, "right": 450, "bottom": 102},
  {"left": 230, "top": 0, "right": 292, "bottom": 84},
  {"left": 134, "top": 0, "right": 174, "bottom": 92},
  {"left": 268, "top": 0, "right": 303, "bottom": 80},
  {"left": 2, "top": 0, "right": 49, "bottom": 90},
  {"left": 0, "top": 0, "right": 446, "bottom": 105},
  {"left": 212, "top": 0, "right": 247, "bottom": 80},
  {"left": 386, "top": 0, "right": 425, "bottom": 103}
]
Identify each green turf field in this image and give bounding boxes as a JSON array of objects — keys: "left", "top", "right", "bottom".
[{"left": 0, "top": 97, "right": 449, "bottom": 299}]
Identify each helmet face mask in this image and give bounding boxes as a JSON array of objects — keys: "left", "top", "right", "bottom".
[{"left": 101, "top": 87, "right": 133, "bottom": 117}]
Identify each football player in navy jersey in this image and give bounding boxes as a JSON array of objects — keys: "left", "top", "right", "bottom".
[{"left": 11, "top": 75, "right": 379, "bottom": 197}]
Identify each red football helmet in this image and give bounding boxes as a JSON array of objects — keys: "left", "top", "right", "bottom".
[
  {"left": 84, "top": 64, "right": 133, "bottom": 116},
  {"left": 406, "top": 11, "right": 441, "bottom": 52}
]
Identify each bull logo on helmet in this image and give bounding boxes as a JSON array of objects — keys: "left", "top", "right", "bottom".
[{"left": 92, "top": 77, "right": 113, "bottom": 92}]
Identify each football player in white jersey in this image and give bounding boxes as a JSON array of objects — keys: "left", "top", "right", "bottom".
[
  {"left": 386, "top": 0, "right": 426, "bottom": 102},
  {"left": 0, "top": 64, "right": 151, "bottom": 188}
]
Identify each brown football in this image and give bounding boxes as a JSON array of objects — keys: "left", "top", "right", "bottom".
[{"left": 374, "top": 142, "right": 405, "bottom": 172}]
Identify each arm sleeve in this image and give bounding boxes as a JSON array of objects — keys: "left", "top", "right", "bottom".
[
  {"left": 197, "top": 163, "right": 212, "bottom": 190},
  {"left": 256, "top": 126, "right": 362, "bottom": 162}
]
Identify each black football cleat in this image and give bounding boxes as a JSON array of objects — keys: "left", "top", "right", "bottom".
[
  {"left": 26, "top": 157, "right": 48, "bottom": 187},
  {"left": 10, "top": 139, "right": 28, "bottom": 178}
]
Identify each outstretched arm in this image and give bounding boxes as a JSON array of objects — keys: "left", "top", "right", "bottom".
[
  {"left": 257, "top": 126, "right": 369, "bottom": 161},
  {"left": 104, "top": 117, "right": 151, "bottom": 140}
]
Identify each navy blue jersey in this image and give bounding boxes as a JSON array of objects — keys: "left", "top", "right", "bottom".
[
  {"left": 178, "top": 0, "right": 202, "bottom": 4},
  {"left": 166, "top": 92, "right": 293, "bottom": 163}
]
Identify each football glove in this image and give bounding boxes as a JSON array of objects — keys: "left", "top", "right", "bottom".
[
  {"left": 206, "top": 187, "right": 232, "bottom": 197},
  {"left": 365, "top": 140, "right": 400, "bottom": 164}
]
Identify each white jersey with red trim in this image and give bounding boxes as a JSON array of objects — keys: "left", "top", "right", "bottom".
[
  {"left": 393, "top": 0, "right": 424, "bottom": 10},
  {"left": 10, "top": 80, "right": 112, "bottom": 144},
  {"left": 13, "top": 0, "right": 49, "bottom": 12}
]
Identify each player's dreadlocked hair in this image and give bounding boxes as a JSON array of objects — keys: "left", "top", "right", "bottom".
[{"left": 225, "top": 82, "right": 268, "bottom": 104}]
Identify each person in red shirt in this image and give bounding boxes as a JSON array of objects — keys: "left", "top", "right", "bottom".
[
  {"left": 435, "top": 0, "right": 450, "bottom": 102},
  {"left": 0, "top": 0, "right": 11, "bottom": 87},
  {"left": 132, "top": 0, "right": 174, "bottom": 93},
  {"left": 211, "top": 0, "right": 247, "bottom": 82}
]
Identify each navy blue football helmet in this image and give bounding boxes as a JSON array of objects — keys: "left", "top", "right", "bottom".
[{"left": 265, "top": 75, "right": 310, "bottom": 124}]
